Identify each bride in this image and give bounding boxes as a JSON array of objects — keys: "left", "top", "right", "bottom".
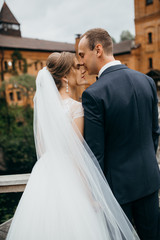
[{"left": 6, "top": 52, "right": 140, "bottom": 240}]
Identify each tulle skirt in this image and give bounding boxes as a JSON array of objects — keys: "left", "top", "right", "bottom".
[{"left": 6, "top": 152, "right": 112, "bottom": 240}]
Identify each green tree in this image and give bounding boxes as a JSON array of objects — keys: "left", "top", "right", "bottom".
[
  {"left": 0, "top": 53, "right": 37, "bottom": 224},
  {"left": 11, "top": 50, "right": 28, "bottom": 75},
  {"left": 120, "top": 30, "right": 135, "bottom": 42},
  {"left": 0, "top": 99, "right": 36, "bottom": 224},
  {"left": 1, "top": 74, "right": 36, "bottom": 101},
  {"left": 0, "top": 99, "right": 36, "bottom": 174},
  {"left": 111, "top": 37, "right": 116, "bottom": 44},
  {"left": 0, "top": 74, "right": 36, "bottom": 114},
  {"left": 0, "top": 49, "right": 39, "bottom": 80},
  {"left": 0, "top": 192, "right": 22, "bottom": 224}
]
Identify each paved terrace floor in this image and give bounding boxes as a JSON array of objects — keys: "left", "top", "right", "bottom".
[{"left": 0, "top": 219, "right": 12, "bottom": 240}]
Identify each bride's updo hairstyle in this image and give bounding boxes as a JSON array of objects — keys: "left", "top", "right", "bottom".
[{"left": 46, "top": 52, "right": 75, "bottom": 90}]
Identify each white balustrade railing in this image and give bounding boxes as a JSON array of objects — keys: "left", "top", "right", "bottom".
[{"left": 0, "top": 173, "right": 30, "bottom": 193}]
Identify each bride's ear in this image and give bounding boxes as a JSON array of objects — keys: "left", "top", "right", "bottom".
[{"left": 61, "top": 76, "right": 68, "bottom": 85}]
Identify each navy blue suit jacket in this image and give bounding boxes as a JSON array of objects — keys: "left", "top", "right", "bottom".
[{"left": 82, "top": 64, "right": 160, "bottom": 204}]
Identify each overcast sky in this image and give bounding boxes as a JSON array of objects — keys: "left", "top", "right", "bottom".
[{"left": 0, "top": 0, "right": 135, "bottom": 44}]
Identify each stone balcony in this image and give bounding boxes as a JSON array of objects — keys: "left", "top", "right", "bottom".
[{"left": 0, "top": 173, "right": 30, "bottom": 193}]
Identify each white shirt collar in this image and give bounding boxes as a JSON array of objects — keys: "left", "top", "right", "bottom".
[{"left": 98, "top": 60, "right": 121, "bottom": 78}]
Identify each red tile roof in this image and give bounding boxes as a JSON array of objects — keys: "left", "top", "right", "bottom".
[
  {"left": 113, "top": 40, "right": 137, "bottom": 55},
  {"left": 0, "top": 34, "right": 75, "bottom": 52},
  {"left": 0, "top": 34, "right": 137, "bottom": 55}
]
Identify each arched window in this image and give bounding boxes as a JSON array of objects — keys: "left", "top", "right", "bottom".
[
  {"left": 149, "top": 58, "right": 153, "bottom": 69},
  {"left": 17, "top": 121, "right": 23, "bottom": 127},
  {"left": 40, "top": 62, "right": 43, "bottom": 69},
  {"left": 4, "top": 61, "right": 8, "bottom": 71},
  {"left": 19, "top": 60, "right": 22, "bottom": 70},
  {"left": 9, "top": 92, "right": 14, "bottom": 101},
  {"left": 8, "top": 61, "right": 12, "bottom": 67},
  {"left": 148, "top": 32, "right": 152, "bottom": 44},
  {"left": 146, "top": 0, "right": 153, "bottom": 5},
  {"left": 16, "top": 91, "right": 21, "bottom": 101},
  {"left": 12, "top": 61, "right": 15, "bottom": 70},
  {"left": 35, "top": 62, "right": 38, "bottom": 70}
]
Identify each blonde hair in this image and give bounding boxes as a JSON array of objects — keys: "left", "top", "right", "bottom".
[{"left": 46, "top": 52, "right": 75, "bottom": 90}]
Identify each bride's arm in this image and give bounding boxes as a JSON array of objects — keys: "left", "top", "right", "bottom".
[
  {"left": 73, "top": 116, "right": 84, "bottom": 136},
  {"left": 72, "top": 102, "right": 84, "bottom": 136}
]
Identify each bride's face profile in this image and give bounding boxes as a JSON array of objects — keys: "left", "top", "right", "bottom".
[{"left": 66, "top": 58, "right": 82, "bottom": 88}]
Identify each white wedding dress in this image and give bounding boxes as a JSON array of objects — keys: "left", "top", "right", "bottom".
[{"left": 6, "top": 67, "right": 140, "bottom": 240}]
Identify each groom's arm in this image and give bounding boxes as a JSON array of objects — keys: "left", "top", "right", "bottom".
[
  {"left": 82, "top": 90, "right": 105, "bottom": 171},
  {"left": 151, "top": 79, "right": 160, "bottom": 153}
]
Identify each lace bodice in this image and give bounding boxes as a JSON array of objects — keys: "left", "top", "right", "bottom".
[{"left": 62, "top": 98, "right": 84, "bottom": 120}]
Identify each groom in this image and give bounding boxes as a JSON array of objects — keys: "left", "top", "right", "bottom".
[{"left": 78, "top": 28, "right": 160, "bottom": 240}]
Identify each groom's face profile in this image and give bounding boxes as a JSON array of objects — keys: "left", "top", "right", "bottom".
[{"left": 78, "top": 36, "right": 99, "bottom": 75}]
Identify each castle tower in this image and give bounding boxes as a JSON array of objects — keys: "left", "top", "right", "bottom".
[
  {"left": 0, "top": 1, "right": 21, "bottom": 37},
  {"left": 134, "top": 0, "right": 160, "bottom": 75}
]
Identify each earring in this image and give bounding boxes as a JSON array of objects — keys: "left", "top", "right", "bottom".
[{"left": 66, "top": 80, "right": 69, "bottom": 93}]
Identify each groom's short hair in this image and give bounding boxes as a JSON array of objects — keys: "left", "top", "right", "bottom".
[{"left": 81, "top": 28, "right": 113, "bottom": 55}]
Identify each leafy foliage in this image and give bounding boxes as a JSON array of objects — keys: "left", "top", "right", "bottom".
[
  {"left": 111, "top": 37, "right": 116, "bottom": 43},
  {"left": 10, "top": 74, "right": 36, "bottom": 91},
  {"left": 11, "top": 50, "right": 28, "bottom": 75},
  {"left": 0, "top": 99, "right": 36, "bottom": 174},
  {"left": 120, "top": 30, "right": 135, "bottom": 42},
  {"left": 0, "top": 193, "right": 22, "bottom": 224},
  {"left": 0, "top": 51, "right": 37, "bottom": 224},
  {"left": 0, "top": 99, "right": 37, "bottom": 223},
  {"left": 1, "top": 74, "right": 36, "bottom": 99},
  {"left": 0, "top": 49, "right": 39, "bottom": 80}
]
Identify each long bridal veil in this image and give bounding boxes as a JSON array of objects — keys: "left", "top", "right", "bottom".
[{"left": 7, "top": 67, "right": 140, "bottom": 240}]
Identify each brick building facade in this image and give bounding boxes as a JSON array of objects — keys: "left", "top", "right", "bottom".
[
  {"left": 0, "top": 2, "right": 75, "bottom": 106},
  {"left": 115, "top": 0, "right": 160, "bottom": 89}
]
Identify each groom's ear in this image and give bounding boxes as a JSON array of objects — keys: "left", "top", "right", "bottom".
[{"left": 95, "top": 44, "right": 103, "bottom": 57}]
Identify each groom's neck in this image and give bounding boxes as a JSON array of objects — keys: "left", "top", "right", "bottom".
[{"left": 97, "top": 55, "right": 115, "bottom": 73}]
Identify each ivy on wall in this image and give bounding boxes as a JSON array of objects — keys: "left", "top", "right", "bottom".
[{"left": 11, "top": 50, "right": 28, "bottom": 75}]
